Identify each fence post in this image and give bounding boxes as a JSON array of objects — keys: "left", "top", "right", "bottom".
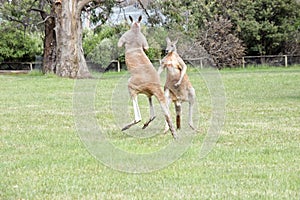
[
  {"left": 242, "top": 57, "right": 245, "bottom": 68},
  {"left": 284, "top": 55, "right": 288, "bottom": 67},
  {"left": 200, "top": 59, "right": 203, "bottom": 69},
  {"left": 117, "top": 60, "right": 120, "bottom": 72}
]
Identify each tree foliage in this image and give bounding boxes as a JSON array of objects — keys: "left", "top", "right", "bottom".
[
  {"left": 150, "top": 0, "right": 209, "bottom": 32},
  {"left": 0, "top": 0, "right": 44, "bottom": 63},
  {"left": 0, "top": 22, "right": 43, "bottom": 62},
  {"left": 1, "top": 0, "right": 43, "bottom": 32},
  {"left": 197, "top": 16, "right": 245, "bottom": 68},
  {"left": 0, "top": 0, "right": 116, "bottom": 77},
  {"left": 213, "top": 0, "right": 300, "bottom": 55},
  {"left": 83, "top": 24, "right": 168, "bottom": 65},
  {"left": 153, "top": 0, "right": 245, "bottom": 67},
  {"left": 1, "top": 0, "right": 299, "bottom": 70},
  {"left": 157, "top": 0, "right": 300, "bottom": 58},
  {"left": 83, "top": 24, "right": 125, "bottom": 58}
]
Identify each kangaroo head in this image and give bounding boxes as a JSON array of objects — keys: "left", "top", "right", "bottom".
[
  {"left": 129, "top": 15, "right": 142, "bottom": 32},
  {"left": 166, "top": 37, "right": 178, "bottom": 53}
]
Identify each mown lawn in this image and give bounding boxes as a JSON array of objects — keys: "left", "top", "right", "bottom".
[{"left": 0, "top": 67, "right": 299, "bottom": 199}]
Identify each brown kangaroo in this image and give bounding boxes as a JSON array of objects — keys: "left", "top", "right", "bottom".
[
  {"left": 118, "top": 16, "right": 177, "bottom": 138},
  {"left": 158, "top": 37, "right": 196, "bottom": 132}
]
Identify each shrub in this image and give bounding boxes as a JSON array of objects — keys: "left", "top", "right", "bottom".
[{"left": 0, "top": 24, "right": 43, "bottom": 62}]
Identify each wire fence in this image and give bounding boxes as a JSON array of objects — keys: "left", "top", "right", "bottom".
[
  {"left": 1, "top": 55, "right": 300, "bottom": 73},
  {"left": 0, "top": 61, "right": 42, "bottom": 74},
  {"left": 242, "top": 55, "right": 300, "bottom": 68}
]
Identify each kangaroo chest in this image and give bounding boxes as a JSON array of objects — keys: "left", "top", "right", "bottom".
[{"left": 163, "top": 54, "right": 182, "bottom": 78}]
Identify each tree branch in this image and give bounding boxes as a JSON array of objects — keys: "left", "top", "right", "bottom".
[
  {"left": 6, "top": 16, "right": 28, "bottom": 27},
  {"left": 31, "top": 8, "right": 47, "bottom": 15},
  {"left": 78, "top": 0, "right": 118, "bottom": 12},
  {"left": 36, "top": 15, "right": 53, "bottom": 26},
  {"left": 30, "top": 7, "right": 50, "bottom": 22},
  {"left": 78, "top": 0, "right": 95, "bottom": 12},
  {"left": 137, "top": 0, "right": 151, "bottom": 19}
]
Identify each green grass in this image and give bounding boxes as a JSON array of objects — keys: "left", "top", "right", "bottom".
[{"left": 1, "top": 67, "right": 300, "bottom": 199}]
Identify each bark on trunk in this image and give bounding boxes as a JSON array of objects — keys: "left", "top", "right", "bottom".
[
  {"left": 54, "top": 0, "right": 91, "bottom": 78},
  {"left": 42, "top": 7, "right": 56, "bottom": 74}
]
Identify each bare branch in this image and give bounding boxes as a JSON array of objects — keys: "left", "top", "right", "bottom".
[
  {"left": 30, "top": 7, "right": 50, "bottom": 22},
  {"left": 36, "top": 15, "right": 53, "bottom": 26},
  {"left": 78, "top": 0, "right": 107, "bottom": 12},
  {"left": 78, "top": 0, "right": 93, "bottom": 12},
  {"left": 6, "top": 16, "right": 27, "bottom": 26},
  {"left": 30, "top": 8, "right": 47, "bottom": 15},
  {"left": 137, "top": 0, "right": 151, "bottom": 19}
]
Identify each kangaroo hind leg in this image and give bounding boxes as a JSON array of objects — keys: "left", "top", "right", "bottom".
[
  {"left": 175, "top": 101, "right": 182, "bottom": 130},
  {"left": 157, "top": 89, "right": 177, "bottom": 139},
  {"left": 122, "top": 95, "right": 142, "bottom": 131},
  {"left": 188, "top": 87, "right": 196, "bottom": 130},
  {"left": 163, "top": 89, "right": 172, "bottom": 134},
  {"left": 142, "top": 97, "right": 156, "bottom": 129}
]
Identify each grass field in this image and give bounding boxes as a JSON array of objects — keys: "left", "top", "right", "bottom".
[{"left": 0, "top": 67, "right": 299, "bottom": 199}]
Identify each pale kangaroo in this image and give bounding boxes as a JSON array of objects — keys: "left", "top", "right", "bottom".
[
  {"left": 158, "top": 37, "right": 196, "bottom": 131},
  {"left": 118, "top": 16, "right": 177, "bottom": 138}
]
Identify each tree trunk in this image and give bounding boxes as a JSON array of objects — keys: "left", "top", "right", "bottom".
[
  {"left": 54, "top": 0, "right": 91, "bottom": 78},
  {"left": 42, "top": 7, "right": 56, "bottom": 74}
]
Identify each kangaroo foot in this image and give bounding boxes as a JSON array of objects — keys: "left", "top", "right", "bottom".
[
  {"left": 121, "top": 120, "right": 141, "bottom": 131},
  {"left": 171, "top": 130, "right": 178, "bottom": 140},
  {"left": 163, "top": 126, "right": 169, "bottom": 134},
  {"left": 189, "top": 123, "right": 195, "bottom": 130},
  {"left": 142, "top": 116, "right": 156, "bottom": 129}
]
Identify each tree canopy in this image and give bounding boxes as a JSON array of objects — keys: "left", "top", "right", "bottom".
[
  {"left": 0, "top": 0, "right": 299, "bottom": 71},
  {"left": 156, "top": 0, "right": 300, "bottom": 56},
  {"left": 0, "top": 0, "right": 116, "bottom": 77},
  {"left": 0, "top": 22, "right": 43, "bottom": 62}
]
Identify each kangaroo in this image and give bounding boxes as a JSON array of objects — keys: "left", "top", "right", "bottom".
[
  {"left": 118, "top": 16, "right": 177, "bottom": 139},
  {"left": 158, "top": 37, "right": 196, "bottom": 131}
]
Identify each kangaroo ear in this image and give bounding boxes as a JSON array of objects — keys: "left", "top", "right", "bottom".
[
  {"left": 174, "top": 38, "right": 178, "bottom": 44},
  {"left": 166, "top": 37, "right": 171, "bottom": 43},
  {"left": 129, "top": 15, "right": 133, "bottom": 23},
  {"left": 138, "top": 15, "right": 142, "bottom": 23}
]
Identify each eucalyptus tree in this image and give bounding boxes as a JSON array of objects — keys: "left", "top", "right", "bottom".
[{"left": 1, "top": 0, "right": 115, "bottom": 78}]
